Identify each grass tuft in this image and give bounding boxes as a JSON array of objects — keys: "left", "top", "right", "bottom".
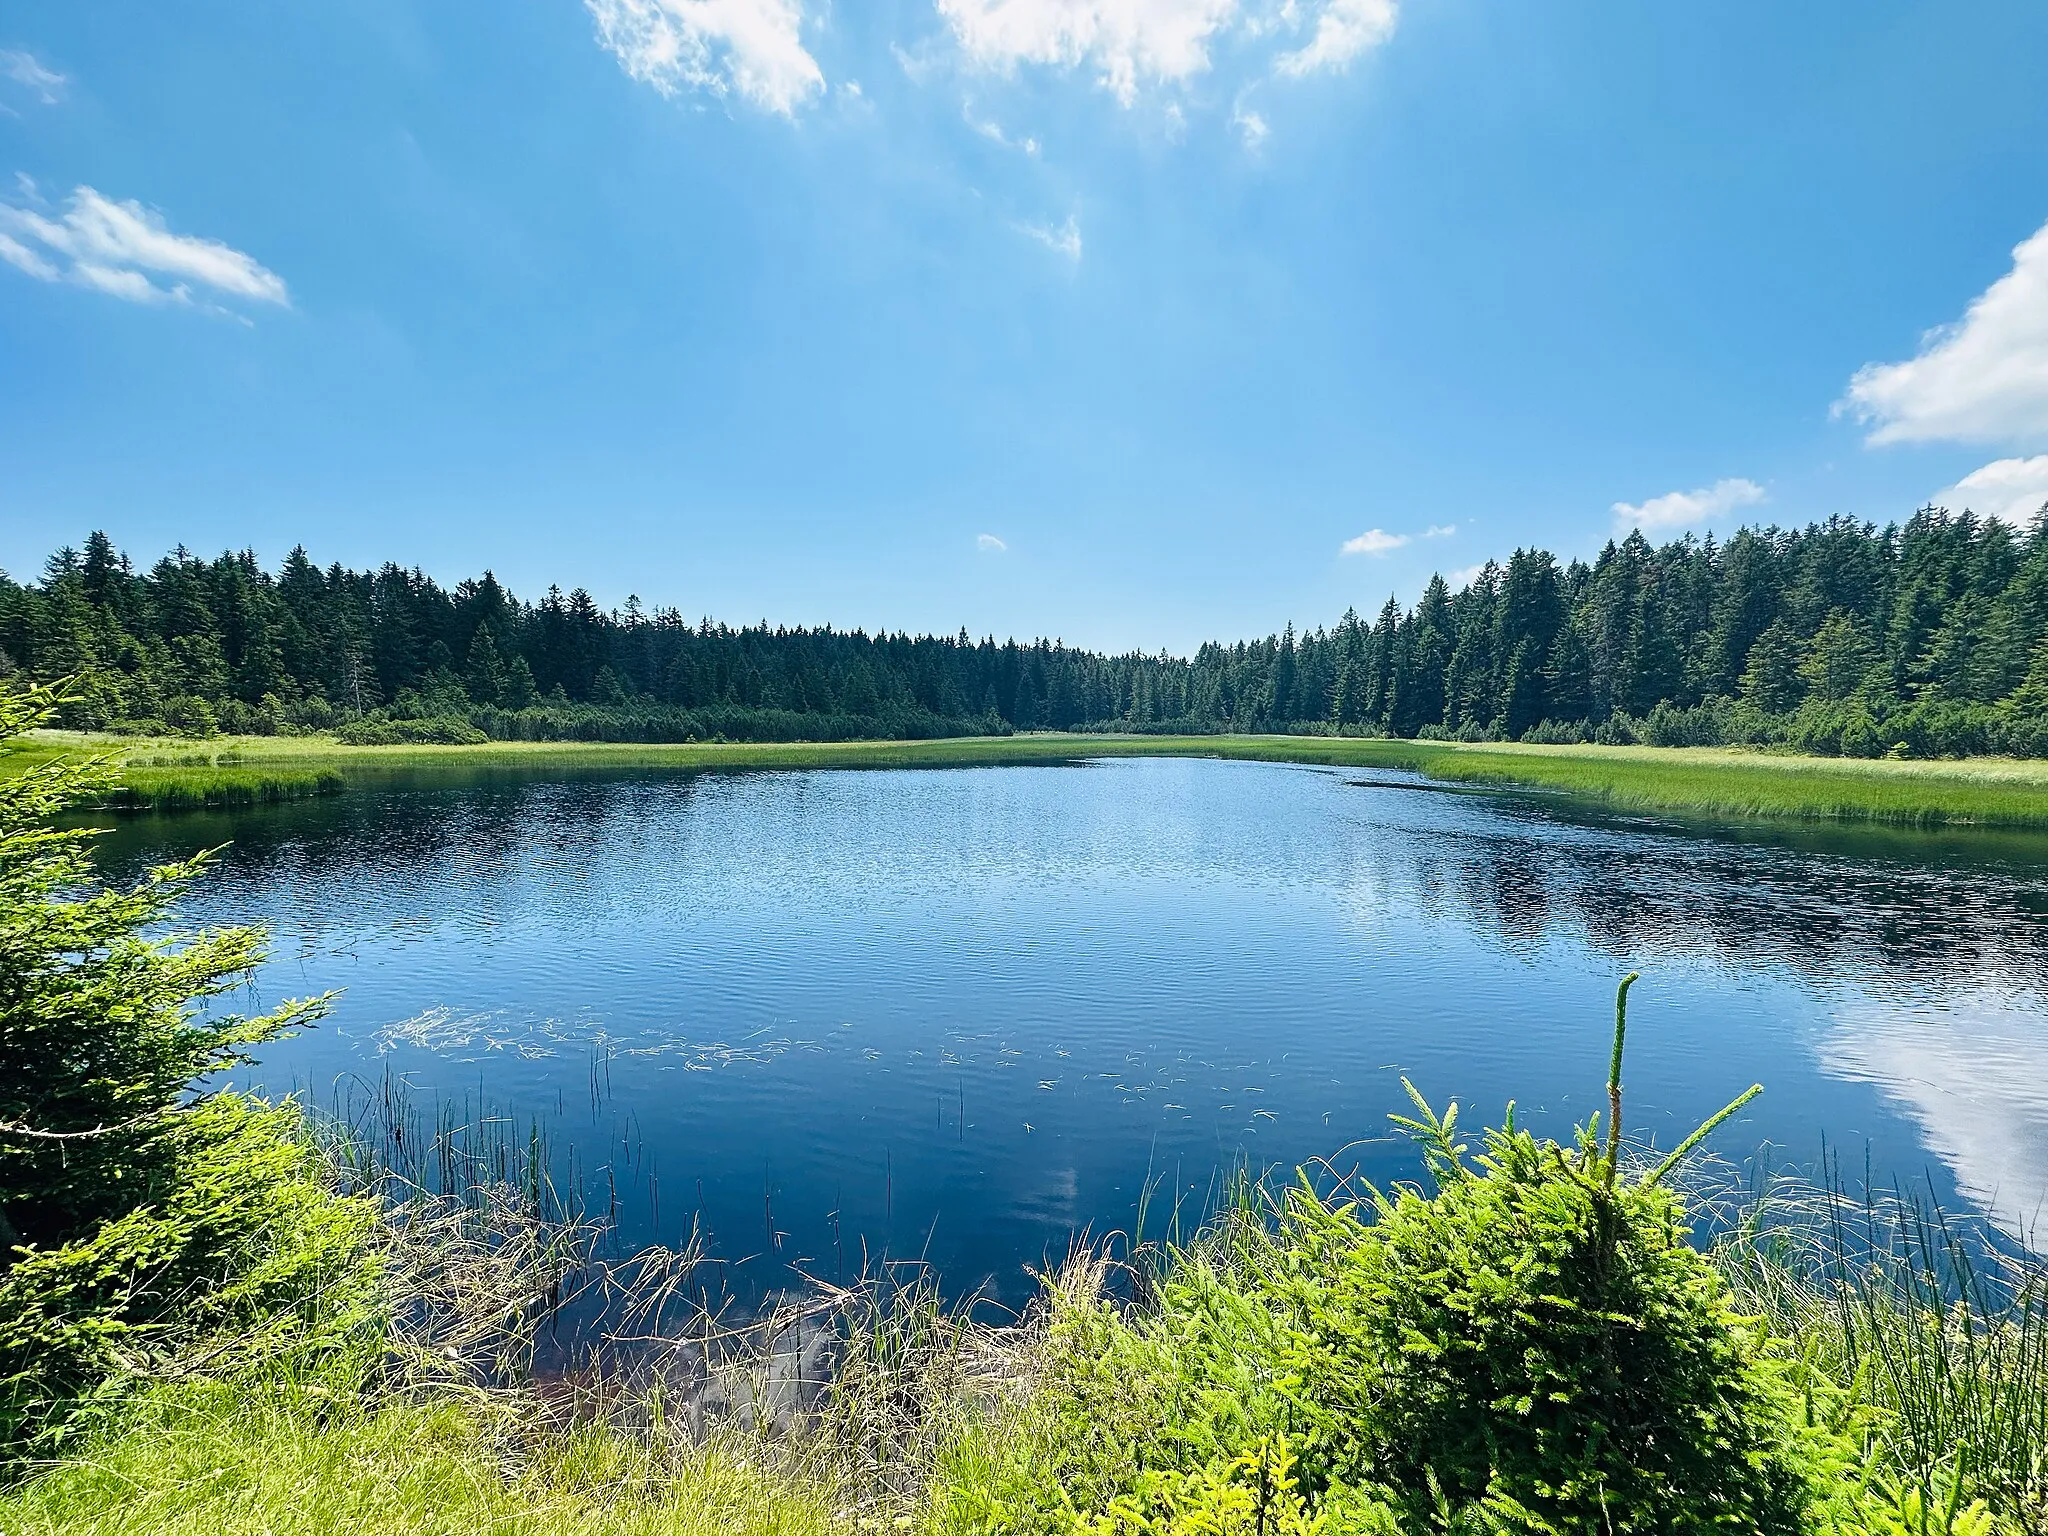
[{"left": 103, "top": 767, "right": 347, "bottom": 812}]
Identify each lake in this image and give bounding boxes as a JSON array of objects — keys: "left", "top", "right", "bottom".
[{"left": 96, "top": 754, "right": 2048, "bottom": 1304}]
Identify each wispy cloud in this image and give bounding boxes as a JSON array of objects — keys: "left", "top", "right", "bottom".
[
  {"left": 1017, "top": 214, "right": 1082, "bottom": 260},
  {"left": 977, "top": 532, "right": 1008, "bottom": 552},
  {"left": 0, "top": 184, "right": 288, "bottom": 310},
  {"left": 1443, "top": 563, "right": 1487, "bottom": 590},
  {"left": 1611, "top": 477, "right": 1764, "bottom": 534},
  {"left": 1840, "top": 217, "right": 2048, "bottom": 448},
  {"left": 1423, "top": 522, "right": 1455, "bottom": 538},
  {"left": 1935, "top": 455, "right": 2048, "bottom": 527},
  {"left": 964, "top": 99, "right": 1040, "bottom": 155},
  {"left": 0, "top": 48, "right": 65, "bottom": 107},
  {"left": 586, "top": 0, "right": 823, "bottom": 115},
  {"left": 1340, "top": 528, "right": 1409, "bottom": 557},
  {"left": 1231, "top": 101, "right": 1269, "bottom": 149},
  {"left": 933, "top": 0, "right": 1396, "bottom": 106},
  {"left": 1273, "top": 0, "right": 1397, "bottom": 76}
]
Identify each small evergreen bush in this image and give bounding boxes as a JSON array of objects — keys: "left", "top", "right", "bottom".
[
  {"left": 0, "top": 684, "right": 377, "bottom": 1458},
  {"left": 1264, "top": 1099, "right": 1830, "bottom": 1531}
]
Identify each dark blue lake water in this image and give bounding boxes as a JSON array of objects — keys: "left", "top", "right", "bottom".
[{"left": 98, "top": 756, "right": 2048, "bottom": 1303}]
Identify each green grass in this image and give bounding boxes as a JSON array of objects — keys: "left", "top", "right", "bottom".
[
  {"left": 1419, "top": 741, "right": 2048, "bottom": 828},
  {"left": 106, "top": 766, "right": 347, "bottom": 811},
  {"left": 16, "top": 727, "right": 2048, "bottom": 827},
  {"left": 1715, "top": 1178, "right": 2048, "bottom": 1525},
  {"left": 0, "top": 1379, "right": 839, "bottom": 1536}
]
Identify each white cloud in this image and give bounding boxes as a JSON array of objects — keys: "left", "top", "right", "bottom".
[
  {"left": 1340, "top": 528, "right": 1408, "bottom": 557},
  {"left": 1423, "top": 522, "right": 1455, "bottom": 538},
  {"left": 586, "top": 0, "right": 823, "bottom": 115},
  {"left": 1935, "top": 455, "right": 2048, "bottom": 528},
  {"left": 891, "top": 40, "right": 941, "bottom": 83},
  {"left": 977, "top": 532, "right": 1009, "bottom": 552},
  {"left": 931, "top": 0, "right": 1397, "bottom": 114},
  {"left": 1840, "top": 217, "right": 2048, "bottom": 448},
  {"left": 1018, "top": 214, "right": 1082, "bottom": 259},
  {"left": 935, "top": 0, "right": 1240, "bottom": 105},
  {"left": 0, "top": 48, "right": 65, "bottom": 106},
  {"left": 0, "top": 185, "right": 287, "bottom": 309},
  {"left": 1273, "top": 0, "right": 1397, "bottom": 75},
  {"left": 1611, "top": 477, "right": 1765, "bottom": 534}
]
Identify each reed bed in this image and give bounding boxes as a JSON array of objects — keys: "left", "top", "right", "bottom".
[
  {"left": 102, "top": 766, "right": 347, "bottom": 811},
  {"left": 1712, "top": 1171, "right": 2048, "bottom": 1528}
]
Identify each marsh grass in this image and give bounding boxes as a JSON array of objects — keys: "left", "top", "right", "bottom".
[
  {"left": 104, "top": 766, "right": 346, "bottom": 811},
  {"left": 22, "top": 726, "right": 2048, "bottom": 827},
  {"left": 0, "top": 733, "right": 346, "bottom": 810},
  {"left": 1427, "top": 743, "right": 2048, "bottom": 828},
  {"left": 0, "top": 1380, "right": 846, "bottom": 1536},
  {"left": 1713, "top": 1169, "right": 2048, "bottom": 1529}
]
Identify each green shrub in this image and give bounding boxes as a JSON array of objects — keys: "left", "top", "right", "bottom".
[
  {"left": 0, "top": 1097, "right": 379, "bottom": 1453},
  {"left": 0, "top": 683, "right": 376, "bottom": 1458},
  {"left": 334, "top": 715, "right": 488, "bottom": 745},
  {"left": 1263, "top": 1106, "right": 1839, "bottom": 1531}
]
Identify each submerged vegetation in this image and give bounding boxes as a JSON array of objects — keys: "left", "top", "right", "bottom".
[{"left": 10, "top": 508, "right": 2048, "bottom": 757}]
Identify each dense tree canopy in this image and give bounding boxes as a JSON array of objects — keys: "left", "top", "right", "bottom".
[{"left": 5, "top": 507, "right": 2048, "bottom": 756}]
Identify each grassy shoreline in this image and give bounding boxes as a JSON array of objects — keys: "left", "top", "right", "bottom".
[{"left": 13, "top": 728, "right": 2048, "bottom": 827}]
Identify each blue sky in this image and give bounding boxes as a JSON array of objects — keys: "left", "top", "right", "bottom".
[{"left": 3, "top": 2, "right": 2048, "bottom": 651}]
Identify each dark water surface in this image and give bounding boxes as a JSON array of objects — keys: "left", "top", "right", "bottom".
[{"left": 97, "top": 756, "right": 2048, "bottom": 1302}]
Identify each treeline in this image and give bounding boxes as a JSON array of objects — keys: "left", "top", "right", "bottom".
[{"left": 4, "top": 507, "right": 2048, "bottom": 755}]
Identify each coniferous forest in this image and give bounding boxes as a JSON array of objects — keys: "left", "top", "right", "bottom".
[{"left": 7, "top": 504, "right": 2048, "bottom": 757}]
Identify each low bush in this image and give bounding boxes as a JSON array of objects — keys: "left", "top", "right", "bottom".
[
  {"left": 335, "top": 716, "right": 490, "bottom": 745},
  {"left": 0, "top": 1097, "right": 379, "bottom": 1453},
  {"left": 0, "top": 684, "right": 375, "bottom": 1459},
  {"left": 1261, "top": 1108, "right": 1841, "bottom": 1531},
  {"left": 1519, "top": 718, "right": 1588, "bottom": 745}
]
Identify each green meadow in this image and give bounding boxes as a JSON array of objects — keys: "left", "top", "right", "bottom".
[{"left": 15, "top": 728, "right": 2048, "bottom": 827}]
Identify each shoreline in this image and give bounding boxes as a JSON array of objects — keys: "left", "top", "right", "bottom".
[{"left": 14, "top": 728, "right": 2048, "bottom": 827}]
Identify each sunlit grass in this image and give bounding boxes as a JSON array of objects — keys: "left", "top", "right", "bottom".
[
  {"left": 0, "top": 1380, "right": 840, "bottom": 1536},
  {"left": 107, "top": 767, "right": 347, "bottom": 810},
  {"left": 15, "top": 727, "right": 2048, "bottom": 825},
  {"left": 1426, "top": 742, "right": 2048, "bottom": 827}
]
